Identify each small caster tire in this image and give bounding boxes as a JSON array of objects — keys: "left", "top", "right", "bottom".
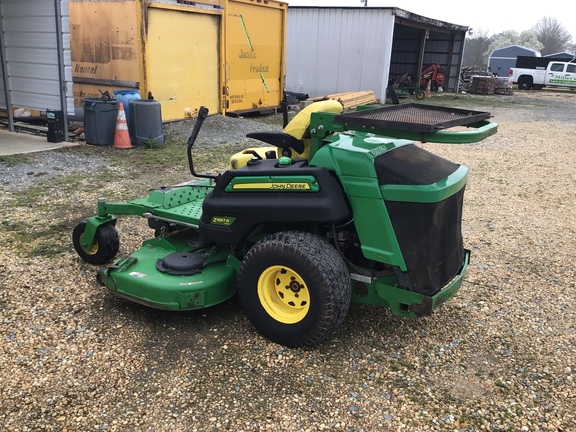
[{"left": 72, "top": 220, "right": 119, "bottom": 264}]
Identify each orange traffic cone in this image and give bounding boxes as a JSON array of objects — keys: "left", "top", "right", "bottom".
[{"left": 113, "top": 102, "right": 132, "bottom": 149}]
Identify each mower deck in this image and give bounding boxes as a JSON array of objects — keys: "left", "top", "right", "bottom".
[{"left": 97, "top": 229, "right": 237, "bottom": 310}]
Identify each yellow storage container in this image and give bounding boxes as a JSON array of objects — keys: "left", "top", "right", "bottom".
[{"left": 69, "top": 0, "right": 287, "bottom": 121}]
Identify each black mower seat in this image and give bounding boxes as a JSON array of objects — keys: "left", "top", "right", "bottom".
[{"left": 245, "top": 132, "right": 304, "bottom": 154}]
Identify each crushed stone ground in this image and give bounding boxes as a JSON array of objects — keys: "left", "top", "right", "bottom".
[{"left": 0, "top": 91, "right": 575, "bottom": 431}]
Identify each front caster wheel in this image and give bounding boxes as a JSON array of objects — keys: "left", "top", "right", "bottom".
[
  {"left": 72, "top": 220, "right": 119, "bottom": 264},
  {"left": 238, "top": 231, "right": 351, "bottom": 347}
]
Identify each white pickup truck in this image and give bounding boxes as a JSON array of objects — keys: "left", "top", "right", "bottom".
[{"left": 509, "top": 61, "right": 576, "bottom": 90}]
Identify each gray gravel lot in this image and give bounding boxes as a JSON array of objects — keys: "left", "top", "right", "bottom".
[
  {"left": 0, "top": 91, "right": 575, "bottom": 431},
  {"left": 0, "top": 114, "right": 280, "bottom": 191}
]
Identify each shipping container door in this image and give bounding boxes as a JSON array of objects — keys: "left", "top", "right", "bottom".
[
  {"left": 225, "top": 1, "right": 284, "bottom": 113},
  {"left": 147, "top": 7, "right": 219, "bottom": 121},
  {"left": 69, "top": 1, "right": 140, "bottom": 108}
]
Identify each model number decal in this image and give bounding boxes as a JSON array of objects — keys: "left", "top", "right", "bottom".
[{"left": 211, "top": 216, "right": 236, "bottom": 226}]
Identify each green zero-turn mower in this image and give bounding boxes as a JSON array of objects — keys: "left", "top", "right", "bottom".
[{"left": 73, "top": 100, "right": 497, "bottom": 347}]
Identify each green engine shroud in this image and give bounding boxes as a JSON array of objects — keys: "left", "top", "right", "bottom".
[{"left": 312, "top": 132, "right": 468, "bottom": 296}]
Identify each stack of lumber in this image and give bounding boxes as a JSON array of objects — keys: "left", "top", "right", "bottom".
[
  {"left": 307, "top": 90, "right": 379, "bottom": 109},
  {"left": 469, "top": 76, "right": 495, "bottom": 94}
]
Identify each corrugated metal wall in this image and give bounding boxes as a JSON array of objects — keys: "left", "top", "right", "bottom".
[
  {"left": 426, "top": 30, "right": 465, "bottom": 91},
  {"left": 390, "top": 25, "right": 464, "bottom": 91},
  {"left": 286, "top": 7, "right": 467, "bottom": 97},
  {"left": 389, "top": 25, "right": 420, "bottom": 73},
  {"left": 0, "top": 23, "right": 6, "bottom": 108},
  {"left": 0, "top": 0, "right": 73, "bottom": 117},
  {"left": 285, "top": 8, "right": 395, "bottom": 99}
]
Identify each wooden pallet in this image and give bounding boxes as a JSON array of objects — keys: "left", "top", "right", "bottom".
[{"left": 307, "top": 90, "right": 380, "bottom": 110}]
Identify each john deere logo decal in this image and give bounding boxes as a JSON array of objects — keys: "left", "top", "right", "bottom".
[
  {"left": 211, "top": 216, "right": 236, "bottom": 226},
  {"left": 232, "top": 182, "right": 311, "bottom": 191},
  {"left": 225, "top": 176, "right": 319, "bottom": 192}
]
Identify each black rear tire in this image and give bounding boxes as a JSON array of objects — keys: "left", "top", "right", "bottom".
[
  {"left": 517, "top": 77, "right": 532, "bottom": 90},
  {"left": 72, "top": 220, "right": 119, "bottom": 264},
  {"left": 238, "top": 231, "right": 351, "bottom": 347}
]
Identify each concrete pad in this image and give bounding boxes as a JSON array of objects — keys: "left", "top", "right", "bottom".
[{"left": 0, "top": 129, "right": 80, "bottom": 156}]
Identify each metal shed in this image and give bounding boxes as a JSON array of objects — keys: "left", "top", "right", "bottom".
[
  {"left": 0, "top": 0, "right": 72, "bottom": 136},
  {"left": 544, "top": 52, "right": 576, "bottom": 61},
  {"left": 285, "top": 7, "right": 468, "bottom": 100},
  {"left": 488, "top": 45, "right": 540, "bottom": 77}
]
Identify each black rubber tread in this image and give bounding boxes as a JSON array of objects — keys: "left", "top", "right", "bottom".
[
  {"left": 72, "top": 220, "right": 120, "bottom": 265},
  {"left": 517, "top": 76, "right": 532, "bottom": 90},
  {"left": 238, "top": 230, "right": 351, "bottom": 347}
]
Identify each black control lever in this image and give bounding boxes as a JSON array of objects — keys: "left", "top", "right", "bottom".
[
  {"left": 187, "top": 106, "right": 219, "bottom": 182},
  {"left": 281, "top": 100, "right": 289, "bottom": 129}
]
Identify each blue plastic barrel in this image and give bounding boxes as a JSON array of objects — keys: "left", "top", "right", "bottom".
[{"left": 113, "top": 90, "right": 141, "bottom": 129}]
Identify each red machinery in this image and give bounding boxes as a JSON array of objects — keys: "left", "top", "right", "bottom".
[{"left": 420, "top": 63, "right": 446, "bottom": 91}]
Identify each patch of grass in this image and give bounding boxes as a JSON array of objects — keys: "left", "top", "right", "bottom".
[
  {"left": 1, "top": 220, "right": 70, "bottom": 258},
  {"left": 250, "top": 112, "right": 290, "bottom": 128},
  {"left": 0, "top": 154, "right": 32, "bottom": 167},
  {"left": 31, "top": 242, "right": 69, "bottom": 258},
  {"left": 143, "top": 137, "right": 164, "bottom": 149},
  {"left": 0, "top": 132, "right": 251, "bottom": 260},
  {"left": 30, "top": 222, "right": 71, "bottom": 257},
  {"left": 420, "top": 92, "right": 547, "bottom": 109},
  {"left": 106, "top": 138, "right": 188, "bottom": 171},
  {"left": 1, "top": 219, "right": 26, "bottom": 232},
  {"left": 193, "top": 141, "right": 250, "bottom": 171}
]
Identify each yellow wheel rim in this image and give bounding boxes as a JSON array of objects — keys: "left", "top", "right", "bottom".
[
  {"left": 257, "top": 265, "right": 310, "bottom": 324},
  {"left": 79, "top": 233, "right": 99, "bottom": 255}
]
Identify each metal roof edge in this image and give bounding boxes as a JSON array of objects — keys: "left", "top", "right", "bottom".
[
  {"left": 392, "top": 8, "right": 468, "bottom": 32},
  {"left": 287, "top": 6, "right": 469, "bottom": 32}
]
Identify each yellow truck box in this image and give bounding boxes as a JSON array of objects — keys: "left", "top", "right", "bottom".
[
  {"left": 69, "top": 0, "right": 286, "bottom": 121},
  {"left": 223, "top": 0, "right": 286, "bottom": 114}
]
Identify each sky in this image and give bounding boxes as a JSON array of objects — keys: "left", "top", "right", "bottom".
[{"left": 286, "top": 0, "right": 576, "bottom": 39}]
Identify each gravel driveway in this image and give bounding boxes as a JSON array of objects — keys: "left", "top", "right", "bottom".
[{"left": 0, "top": 91, "right": 575, "bottom": 431}]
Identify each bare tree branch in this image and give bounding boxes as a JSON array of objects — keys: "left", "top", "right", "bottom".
[{"left": 532, "top": 17, "right": 572, "bottom": 55}]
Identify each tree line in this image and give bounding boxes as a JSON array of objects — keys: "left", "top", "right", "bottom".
[{"left": 463, "top": 17, "right": 574, "bottom": 69}]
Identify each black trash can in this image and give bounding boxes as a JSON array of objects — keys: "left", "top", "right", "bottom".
[
  {"left": 46, "top": 110, "right": 65, "bottom": 143},
  {"left": 83, "top": 98, "right": 119, "bottom": 145},
  {"left": 129, "top": 99, "right": 165, "bottom": 146}
]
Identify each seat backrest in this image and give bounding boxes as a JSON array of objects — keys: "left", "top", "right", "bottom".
[
  {"left": 228, "top": 100, "right": 344, "bottom": 169},
  {"left": 283, "top": 99, "right": 343, "bottom": 141}
]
